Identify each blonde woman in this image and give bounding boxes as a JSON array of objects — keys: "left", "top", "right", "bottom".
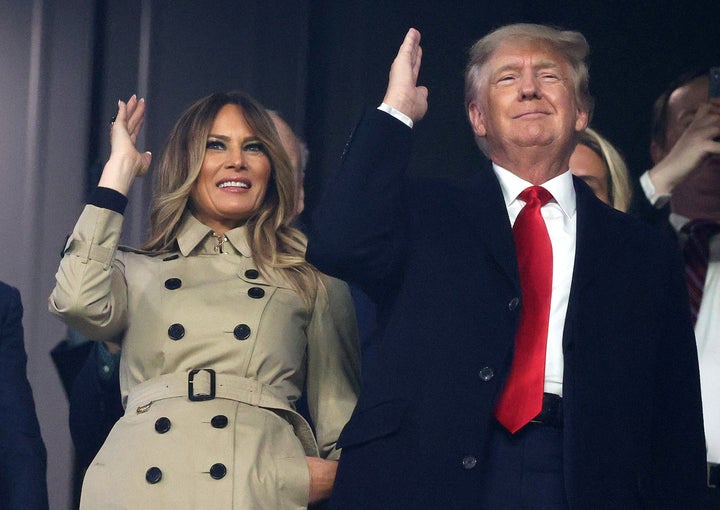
[
  {"left": 570, "top": 127, "right": 633, "bottom": 212},
  {"left": 50, "top": 92, "right": 360, "bottom": 509}
]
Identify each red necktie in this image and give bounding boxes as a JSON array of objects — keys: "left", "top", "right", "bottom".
[
  {"left": 682, "top": 219, "right": 720, "bottom": 325},
  {"left": 495, "top": 186, "right": 554, "bottom": 433}
]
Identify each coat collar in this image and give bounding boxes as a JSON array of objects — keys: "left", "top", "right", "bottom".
[{"left": 175, "top": 212, "right": 252, "bottom": 257}]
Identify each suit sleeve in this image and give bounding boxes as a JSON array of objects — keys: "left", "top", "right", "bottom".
[
  {"left": 643, "top": 235, "right": 707, "bottom": 505},
  {"left": 0, "top": 283, "right": 49, "bottom": 510},
  {"left": 307, "top": 108, "right": 413, "bottom": 301}
]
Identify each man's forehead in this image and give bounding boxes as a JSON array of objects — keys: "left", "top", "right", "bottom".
[{"left": 669, "top": 76, "right": 709, "bottom": 117}]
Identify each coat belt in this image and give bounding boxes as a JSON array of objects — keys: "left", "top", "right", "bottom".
[{"left": 125, "top": 370, "right": 320, "bottom": 456}]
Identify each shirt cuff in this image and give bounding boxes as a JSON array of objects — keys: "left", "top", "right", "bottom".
[
  {"left": 639, "top": 171, "right": 671, "bottom": 209},
  {"left": 89, "top": 187, "right": 128, "bottom": 215},
  {"left": 378, "top": 103, "right": 413, "bottom": 128}
]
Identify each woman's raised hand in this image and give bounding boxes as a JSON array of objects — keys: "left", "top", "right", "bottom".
[{"left": 98, "top": 95, "right": 153, "bottom": 196}]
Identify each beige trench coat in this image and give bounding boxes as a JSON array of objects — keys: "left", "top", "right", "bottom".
[{"left": 49, "top": 205, "right": 361, "bottom": 509}]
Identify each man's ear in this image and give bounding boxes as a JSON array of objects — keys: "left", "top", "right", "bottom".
[
  {"left": 468, "top": 102, "right": 486, "bottom": 137},
  {"left": 650, "top": 140, "right": 666, "bottom": 165},
  {"left": 574, "top": 107, "right": 589, "bottom": 132}
]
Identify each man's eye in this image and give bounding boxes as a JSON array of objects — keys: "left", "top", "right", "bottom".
[
  {"left": 540, "top": 73, "right": 560, "bottom": 81},
  {"left": 206, "top": 140, "right": 225, "bottom": 150}
]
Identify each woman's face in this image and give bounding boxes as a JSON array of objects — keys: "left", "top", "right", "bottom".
[
  {"left": 190, "top": 104, "right": 272, "bottom": 234},
  {"left": 570, "top": 142, "right": 610, "bottom": 205}
]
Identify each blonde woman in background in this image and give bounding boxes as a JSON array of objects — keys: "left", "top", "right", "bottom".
[{"left": 570, "top": 127, "right": 632, "bottom": 212}]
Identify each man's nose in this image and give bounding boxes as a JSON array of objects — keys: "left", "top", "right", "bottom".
[{"left": 519, "top": 73, "right": 541, "bottom": 99}]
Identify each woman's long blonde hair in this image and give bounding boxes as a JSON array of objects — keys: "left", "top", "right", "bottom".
[{"left": 142, "top": 91, "right": 319, "bottom": 302}]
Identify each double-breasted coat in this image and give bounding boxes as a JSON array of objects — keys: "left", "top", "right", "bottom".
[
  {"left": 307, "top": 109, "right": 707, "bottom": 509},
  {"left": 50, "top": 204, "right": 360, "bottom": 509}
]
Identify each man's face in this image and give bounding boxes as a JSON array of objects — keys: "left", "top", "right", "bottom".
[
  {"left": 661, "top": 76, "right": 710, "bottom": 151},
  {"left": 468, "top": 40, "right": 588, "bottom": 167},
  {"left": 658, "top": 76, "right": 720, "bottom": 216}
]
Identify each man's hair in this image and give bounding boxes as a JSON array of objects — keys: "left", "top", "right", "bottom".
[
  {"left": 577, "top": 128, "right": 632, "bottom": 212},
  {"left": 464, "top": 23, "right": 594, "bottom": 154},
  {"left": 650, "top": 68, "right": 709, "bottom": 149}
]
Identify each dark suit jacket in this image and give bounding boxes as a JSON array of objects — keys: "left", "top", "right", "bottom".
[
  {"left": 0, "top": 281, "right": 49, "bottom": 510},
  {"left": 307, "top": 109, "right": 706, "bottom": 509}
]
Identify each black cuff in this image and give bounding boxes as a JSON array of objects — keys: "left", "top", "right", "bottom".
[{"left": 88, "top": 187, "right": 128, "bottom": 215}]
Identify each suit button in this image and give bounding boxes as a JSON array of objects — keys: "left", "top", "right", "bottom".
[
  {"left": 164, "top": 278, "right": 182, "bottom": 290},
  {"left": 244, "top": 269, "right": 259, "bottom": 279},
  {"left": 154, "top": 417, "right": 171, "bottom": 433},
  {"left": 462, "top": 456, "right": 477, "bottom": 470},
  {"left": 162, "top": 254, "right": 179, "bottom": 261},
  {"left": 248, "top": 287, "right": 265, "bottom": 299},
  {"left": 233, "top": 324, "right": 251, "bottom": 340},
  {"left": 478, "top": 367, "right": 494, "bottom": 381},
  {"left": 210, "top": 463, "right": 227, "bottom": 480},
  {"left": 168, "top": 323, "right": 185, "bottom": 340},
  {"left": 146, "top": 466, "right": 163, "bottom": 484},
  {"left": 211, "top": 415, "right": 229, "bottom": 428},
  {"left": 508, "top": 297, "right": 520, "bottom": 311}
]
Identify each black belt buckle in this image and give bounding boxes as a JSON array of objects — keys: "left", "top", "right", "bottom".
[
  {"left": 709, "top": 463, "right": 720, "bottom": 489},
  {"left": 530, "top": 393, "right": 563, "bottom": 427},
  {"left": 188, "top": 369, "right": 216, "bottom": 401}
]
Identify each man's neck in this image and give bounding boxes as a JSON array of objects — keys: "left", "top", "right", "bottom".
[{"left": 492, "top": 149, "right": 571, "bottom": 185}]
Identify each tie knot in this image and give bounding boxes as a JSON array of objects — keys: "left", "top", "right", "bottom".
[
  {"left": 518, "top": 186, "right": 553, "bottom": 207},
  {"left": 681, "top": 219, "right": 720, "bottom": 241}
]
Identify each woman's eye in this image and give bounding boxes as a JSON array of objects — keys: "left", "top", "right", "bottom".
[
  {"left": 243, "top": 141, "right": 264, "bottom": 153},
  {"left": 206, "top": 140, "right": 225, "bottom": 150}
]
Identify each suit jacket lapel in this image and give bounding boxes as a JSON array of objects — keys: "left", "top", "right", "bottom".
[{"left": 446, "top": 161, "right": 520, "bottom": 290}]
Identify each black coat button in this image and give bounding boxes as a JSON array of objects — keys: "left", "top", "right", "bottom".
[
  {"left": 146, "top": 466, "right": 163, "bottom": 484},
  {"left": 233, "top": 324, "right": 251, "bottom": 340},
  {"left": 154, "top": 417, "right": 171, "bottom": 433},
  {"left": 478, "top": 367, "right": 494, "bottom": 381},
  {"left": 211, "top": 415, "right": 229, "bottom": 429},
  {"left": 168, "top": 323, "right": 185, "bottom": 340},
  {"left": 163, "top": 254, "right": 179, "bottom": 261},
  {"left": 164, "top": 278, "right": 182, "bottom": 290},
  {"left": 210, "top": 463, "right": 227, "bottom": 480},
  {"left": 508, "top": 297, "right": 520, "bottom": 311},
  {"left": 248, "top": 287, "right": 265, "bottom": 299},
  {"left": 244, "top": 269, "right": 259, "bottom": 279},
  {"left": 462, "top": 456, "right": 477, "bottom": 470}
]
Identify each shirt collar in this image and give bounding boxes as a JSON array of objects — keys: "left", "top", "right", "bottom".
[
  {"left": 492, "top": 163, "right": 576, "bottom": 218},
  {"left": 175, "top": 211, "right": 252, "bottom": 257}
]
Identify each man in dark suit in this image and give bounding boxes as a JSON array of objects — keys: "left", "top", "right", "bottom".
[
  {"left": 307, "top": 25, "right": 706, "bottom": 508},
  {"left": 0, "top": 281, "right": 49, "bottom": 509}
]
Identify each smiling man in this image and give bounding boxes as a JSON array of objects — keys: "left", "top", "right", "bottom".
[{"left": 308, "top": 24, "right": 706, "bottom": 509}]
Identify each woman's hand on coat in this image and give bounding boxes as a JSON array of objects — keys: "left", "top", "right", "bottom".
[
  {"left": 98, "top": 94, "right": 153, "bottom": 196},
  {"left": 306, "top": 456, "right": 338, "bottom": 504}
]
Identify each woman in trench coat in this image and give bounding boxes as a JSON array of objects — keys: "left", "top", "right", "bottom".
[{"left": 49, "top": 92, "right": 360, "bottom": 509}]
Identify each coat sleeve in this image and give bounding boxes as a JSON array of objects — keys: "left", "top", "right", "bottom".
[
  {"left": 306, "top": 108, "right": 413, "bottom": 301},
  {"left": 48, "top": 204, "right": 129, "bottom": 342},
  {"left": 643, "top": 234, "right": 707, "bottom": 505},
  {"left": 0, "top": 283, "right": 49, "bottom": 510},
  {"left": 304, "top": 275, "right": 361, "bottom": 459}
]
